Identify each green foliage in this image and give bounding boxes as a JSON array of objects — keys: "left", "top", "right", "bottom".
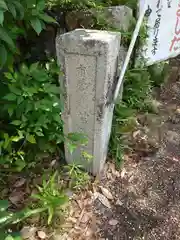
[
  {"left": 109, "top": 102, "right": 136, "bottom": 166},
  {"left": 0, "top": 0, "right": 55, "bottom": 68},
  {"left": 110, "top": 61, "right": 169, "bottom": 166},
  {"left": 32, "top": 171, "right": 68, "bottom": 225},
  {"left": 0, "top": 0, "right": 93, "bottom": 236},
  {"left": 0, "top": 200, "right": 45, "bottom": 239},
  {"left": 0, "top": 60, "right": 63, "bottom": 171},
  {"left": 66, "top": 132, "right": 88, "bottom": 155},
  {"left": 123, "top": 68, "right": 152, "bottom": 110},
  {"left": 64, "top": 162, "right": 90, "bottom": 189},
  {"left": 46, "top": 0, "right": 137, "bottom": 10},
  {"left": 148, "top": 61, "right": 170, "bottom": 87}
]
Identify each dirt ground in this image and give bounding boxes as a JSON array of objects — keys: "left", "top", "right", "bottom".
[{"left": 93, "top": 65, "right": 180, "bottom": 240}]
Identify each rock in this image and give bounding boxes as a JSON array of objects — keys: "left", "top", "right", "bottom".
[
  {"left": 9, "top": 190, "right": 25, "bottom": 206},
  {"left": 21, "top": 226, "right": 37, "bottom": 240},
  {"left": 37, "top": 230, "right": 47, "bottom": 239},
  {"left": 102, "top": 6, "right": 133, "bottom": 31},
  {"left": 14, "top": 178, "right": 26, "bottom": 188},
  {"left": 116, "top": 199, "right": 123, "bottom": 206},
  {"left": 108, "top": 219, "right": 119, "bottom": 226}
]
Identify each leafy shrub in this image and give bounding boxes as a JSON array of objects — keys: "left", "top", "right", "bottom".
[
  {"left": 123, "top": 68, "right": 152, "bottom": 110},
  {"left": 46, "top": 0, "right": 137, "bottom": 9},
  {"left": 0, "top": 60, "right": 63, "bottom": 171},
  {"left": 0, "top": 0, "right": 56, "bottom": 68}
]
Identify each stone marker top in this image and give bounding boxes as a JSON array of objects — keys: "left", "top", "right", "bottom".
[{"left": 56, "top": 29, "right": 121, "bottom": 56}]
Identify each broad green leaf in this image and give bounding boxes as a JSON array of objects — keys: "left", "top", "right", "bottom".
[
  {"left": 29, "top": 62, "right": 39, "bottom": 73},
  {"left": 5, "top": 235, "right": 14, "bottom": 240},
  {"left": 37, "top": 1, "right": 45, "bottom": 11},
  {"left": 0, "top": 45, "right": 7, "bottom": 67},
  {"left": 15, "top": 159, "right": 26, "bottom": 172},
  {"left": 46, "top": 84, "right": 59, "bottom": 94},
  {"left": 9, "top": 233, "right": 22, "bottom": 240},
  {"left": 67, "top": 142, "right": 77, "bottom": 154},
  {"left": 26, "top": 134, "right": 36, "bottom": 144},
  {"left": 0, "top": 10, "right": 4, "bottom": 25},
  {"left": 67, "top": 132, "right": 88, "bottom": 145},
  {"left": 7, "top": 3, "right": 16, "bottom": 18},
  {"left": 17, "top": 96, "right": 23, "bottom": 104},
  {"left": 8, "top": 107, "right": 14, "bottom": 116},
  {"left": 0, "top": 200, "right": 9, "bottom": 211},
  {"left": 9, "top": 86, "right": 21, "bottom": 95},
  {"left": 39, "top": 13, "right": 56, "bottom": 23},
  {"left": 0, "top": 0, "right": 8, "bottom": 10},
  {"left": 36, "top": 131, "right": 44, "bottom": 137},
  {"left": 20, "top": 64, "right": 29, "bottom": 76},
  {"left": 0, "top": 231, "right": 8, "bottom": 239},
  {"left": 11, "top": 135, "right": 23, "bottom": 142},
  {"left": 30, "top": 18, "right": 42, "bottom": 35},
  {"left": 4, "top": 72, "right": 13, "bottom": 80},
  {"left": 4, "top": 93, "right": 16, "bottom": 101},
  {"left": 13, "top": 1, "right": 24, "bottom": 19},
  {"left": 0, "top": 27, "right": 16, "bottom": 50},
  {"left": 0, "top": 212, "right": 13, "bottom": 225},
  {"left": 31, "top": 70, "right": 48, "bottom": 81},
  {"left": 11, "top": 120, "right": 21, "bottom": 126}
]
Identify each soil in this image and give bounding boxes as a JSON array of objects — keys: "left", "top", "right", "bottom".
[{"left": 93, "top": 65, "right": 180, "bottom": 240}]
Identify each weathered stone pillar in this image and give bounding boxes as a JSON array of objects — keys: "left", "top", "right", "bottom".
[{"left": 56, "top": 29, "right": 120, "bottom": 175}]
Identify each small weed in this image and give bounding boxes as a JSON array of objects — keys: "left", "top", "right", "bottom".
[
  {"left": 32, "top": 171, "right": 68, "bottom": 225},
  {"left": 64, "top": 162, "right": 90, "bottom": 189},
  {"left": 0, "top": 200, "right": 45, "bottom": 239},
  {"left": 110, "top": 62, "right": 169, "bottom": 167}
]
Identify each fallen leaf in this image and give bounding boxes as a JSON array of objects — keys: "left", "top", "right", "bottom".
[
  {"left": 50, "top": 159, "right": 57, "bottom": 166},
  {"left": 92, "top": 192, "right": 99, "bottom": 201},
  {"left": 176, "top": 108, "right": 180, "bottom": 113},
  {"left": 123, "top": 154, "right": 129, "bottom": 161},
  {"left": 120, "top": 168, "right": 126, "bottom": 179},
  {"left": 133, "top": 130, "right": 141, "bottom": 138},
  {"left": 81, "top": 213, "right": 91, "bottom": 223},
  {"left": 108, "top": 219, "right": 119, "bottom": 226},
  {"left": 9, "top": 191, "right": 25, "bottom": 206},
  {"left": 76, "top": 199, "right": 84, "bottom": 210},
  {"left": 85, "top": 228, "right": 93, "bottom": 237},
  {"left": 77, "top": 208, "right": 85, "bottom": 225},
  {"left": 14, "top": 178, "right": 26, "bottom": 188},
  {"left": 100, "top": 186, "right": 113, "bottom": 200},
  {"left": 21, "top": 226, "right": 36, "bottom": 239},
  {"left": 68, "top": 217, "right": 77, "bottom": 223},
  {"left": 116, "top": 199, "right": 123, "bottom": 206},
  {"left": 97, "top": 193, "right": 111, "bottom": 209},
  {"left": 37, "top": 230, "right": 46, "bottom": 239},
  {"left": 106, "top": 171, "right": 113, "bottom": 180},
  {"left": 108, "top": 163, "right": 120, "bottom": 177}
]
